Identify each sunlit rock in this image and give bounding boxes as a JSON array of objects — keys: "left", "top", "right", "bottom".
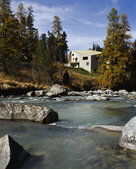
[
  {"left": 86, "top": 95, "right": 109, "bottom": 101},
  {"left": 118, "top": 90, "right": 129, "bottom": 95},
  {"left": 0, "top": 103, "right": 59, "bottom": 124},
  {"left": 0, "top": 135, "right": 30, "bottom": 169},
  {"left": 46, "top": 84, "right": 67, "bottom": 97},
  {"left": 26, "top": 90, "right": 47, "bottom": 97},
  {"left": 119, "top": 116, "right": 136, "bottom": 150}
]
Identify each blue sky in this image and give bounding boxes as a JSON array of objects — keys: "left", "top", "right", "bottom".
[{"left": 11, "top": 0, "right": 136, "bottom": 50}]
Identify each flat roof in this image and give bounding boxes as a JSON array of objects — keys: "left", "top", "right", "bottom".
[{"left": 72, "top": 50, "right": 101, "bottom": 55}]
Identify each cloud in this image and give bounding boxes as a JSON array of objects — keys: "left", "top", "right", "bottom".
[
  {"left": 11, "top": 0, "right": 72, "bottom": 33},
  {"left": 94, "top": 7, "right": 110, "bottom": 16},
  {"left": 110, "top": 0, "right": 118, "bottom": 3},
  {"left": 68, "top": 34, "right": 105, "bottom": 50},
  {"left": 11, "top": 0, "right": 106, "bottom": 50},
  {"left": 72, "top": 17, "right": 106, "bottom": 28},
  {"left": 131, "top": 30, "right": 136, "bottom": 40}
]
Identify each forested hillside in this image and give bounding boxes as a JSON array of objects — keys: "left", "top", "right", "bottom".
[{"left": 0, "top": 0, "right": 68, "bottom": 85}]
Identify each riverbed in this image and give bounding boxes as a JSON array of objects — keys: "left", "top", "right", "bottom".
[{"left": 0, "top": 96, "right": 136, "bottom": 169}]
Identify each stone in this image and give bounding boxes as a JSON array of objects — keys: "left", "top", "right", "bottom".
[
  {"left": 119, "top": 116, "right": 136, "bottom": 150},
  {"left": 90, "top": 125, "right": 124, "bottom": 132},
  {"left": 68, "top": 91, "right": 88, "bottom": 96},
  {"left": 34, "top": 90, "right": 47, "bottom": 97},
  {"left": 86, "top": 95, "right": 109, "bottom": 101},
  {"left": 118, "top": 90, "right": 129, "bottom": 95},
  {"left": 26, "top": 90, "right": 47, "bottom": 97},
  {"left": 46, "top": 84, "right": 67, "bottom": 97},
  {"left": 0, "top": 103, "right": 59, "bottom": 124},
  {"left": 105, "top": 89, "right": 113, "bottom": 94},
  {"left": 0, "top": 135, "right": 30, "bottom": 169},
  {"left": 26, "top": 91, "right": 35, "bottom": 97}
]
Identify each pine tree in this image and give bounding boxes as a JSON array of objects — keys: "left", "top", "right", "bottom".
[
  {"left": 92, "top": 43, "right": 103, "bottom": 51},
  {"left": 34, "top": 35, "right": 55, "bottom": 84},
  {"left": 61, "top": 31, "right": 68, "bottom": 63},
  {"left": 128, "top": 41, "right": 136, "bottom": 88},
  {"left": 26, "top": 6, "right": 38, "bottom": 61},
  {"left": 47, "top": 31, "right": 56, "bottom": 62},
  {"left": 0, "top": 0, "right": 20, "bottom": 75},
  {"left": 16, "top": 2, "right": 27, "bottom": 61},
  {"left": 52, "top": 16, "right": 68, "bottom": 63},
  {"left": 99, "top": 8, "right": 131, "bottom": 89},
  {"left": 52, "top": 16, "right": 62, "bottom": 37},
  {"left": 40, "top": 33, "right": 47, "bottom": 50}
]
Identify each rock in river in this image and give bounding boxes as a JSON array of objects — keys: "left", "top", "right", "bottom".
[
  {"left": 26, "top": 90, "right": 47, "bottom": 97},
  {"left": 0, "top": 103, "right": 59, "bottom": 124},
  {"left": 0, "top": 135, "right": 30, "bottom": 169},
  {"left": 119, "top": 116, "right": 136, "bottom": 150},
  {"left": 46, "top": 84, "right": 67, "bottom": 97}
]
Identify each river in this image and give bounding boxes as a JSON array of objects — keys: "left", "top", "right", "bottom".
[{"left": 0, "top": 96, "right": 136, "bottom": 169}]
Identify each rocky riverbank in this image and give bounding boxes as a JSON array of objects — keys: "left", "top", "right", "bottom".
[
  {"left": 0, "top": 80, "right": 48, "bottom": 96},
  {"left": 25, "top": 85, "right": 136, "bottom": 101}
]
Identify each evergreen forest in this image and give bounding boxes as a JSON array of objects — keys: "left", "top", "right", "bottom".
[{"left": 0, "top": 0, "right": 68, "bottom": 85}]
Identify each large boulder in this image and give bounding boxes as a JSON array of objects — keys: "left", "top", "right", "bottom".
[
  {"left": 0, "top": 135, "right": 30, "bottom": 169},
  {"left": 0, "top": 103, "right": 59, "bottom": 124},
  {"left": 46, "top": 84, "right": 67, "bottom": 97},
  {"left": 119, "top": 116, "right": 136, "bottom": 150}
]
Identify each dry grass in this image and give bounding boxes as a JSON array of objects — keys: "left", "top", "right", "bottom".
[{"left": 0, "top": 72, "right": 48, "bottom": 90}]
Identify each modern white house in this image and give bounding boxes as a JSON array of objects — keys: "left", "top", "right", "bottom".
[{"left": 70, "top": 50, "right": 101, "bottom": 73}]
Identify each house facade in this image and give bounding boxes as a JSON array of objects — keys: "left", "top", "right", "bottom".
[{"left": 71, "top": 50, "right": 101, "bottom": 73}]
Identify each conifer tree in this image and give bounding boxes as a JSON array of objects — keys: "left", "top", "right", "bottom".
[
  {"left": 47, "top": 31, "right": 56, "bottom": 62},
  {"left": 92, "top": 43, "right": 103, "bottom": 51},
  {"left": 16, "top": 2, "right": 27, "bottom": 61},
  {"left": 52, "top": 16, "right": 68, "bottom": 63},
  {"left": 26, "top": 6, "right": 38, "bottom": 61},
  {"left": 0, "top": 0, "right": 20, "bottom": 75},
  {"left": 99, "top": 8, "right": 131, "bottom": 89},
  {"left": 128, "top": 40, "right": 136, "bottom": 88},
  {"left": 61, "top": 31, "right": 68, "bottom": 63},
  {"left": 40, "top": 33, "right": 47, "bottom": 50},
  {"left": 34, "top": 34, "right": 55, "bottom": 84},
  {"left": 52, "top": 16, "right": 62, "bottom": 37}
]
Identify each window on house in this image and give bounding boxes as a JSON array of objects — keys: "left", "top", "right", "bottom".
[
  {"left": 75, "top": 58, "right": 78, "bottom": 62},
  {"left": 73, "top": 58, "right": 74, "bottom": 61},
  {"left": 86, "top": 62, "right": 89, "bottom": 66},
  {"left": 83, "top": 56, "right": 88, "bottom": 60},
  {"left": 72, "top": 53, "right": 74, "bottom": 56}
]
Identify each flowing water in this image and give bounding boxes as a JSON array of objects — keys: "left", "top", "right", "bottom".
[{"left": 0, "top": 96, "right": 136, "bottom": 169}]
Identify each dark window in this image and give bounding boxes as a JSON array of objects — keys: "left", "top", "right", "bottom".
[
  {"left": 75, "top": 58, "right": 78, "bottom": 62},
  {"left": 72, "top": 53, "right": 74, "bottom": 56},
  {"left": 83, "top": 56, "right": 88, "bottom": 60},
  {"left": 86, "top": 62, "right": 89, "bottom": 66}
]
